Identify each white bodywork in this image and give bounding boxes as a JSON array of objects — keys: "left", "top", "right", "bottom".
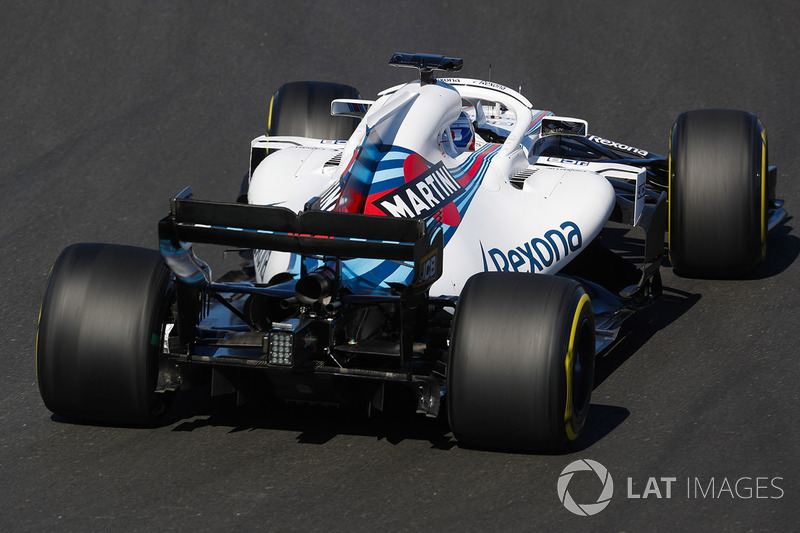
[{"left": 247, "top": 78, "right": 645, "bottom": 298}]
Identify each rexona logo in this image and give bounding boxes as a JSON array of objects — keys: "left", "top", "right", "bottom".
[
  {"left": 483, "top": 221, "right": 582, "bottom": 273},
  {"left": 558, "top": 459, "right": 614, "bottom": 516},
  {"left": 588, "top": 135, "right": 649, "bottom": 157},
  {"left": 373, "top": 161, "right": 465, "bottom": 218}
]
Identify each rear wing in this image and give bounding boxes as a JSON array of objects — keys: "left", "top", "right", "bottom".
[{"left": 158, "top": 189, "right": 443, "bottom": 290}]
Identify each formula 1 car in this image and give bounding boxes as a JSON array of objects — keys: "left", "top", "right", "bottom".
[{"left": 36, "top": 53, "right": 787, "bottom": 452}]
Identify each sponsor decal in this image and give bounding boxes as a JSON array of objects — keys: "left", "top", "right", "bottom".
[
  {"left": 373, "top": 161, "right": 465, "bottom": 218},
  {"left": 419, "top": 253, "right": 437, "bottom": 282},
  {"left": 412, "top": 249, "right": 439, "bottom": 287},
  {"left": 474, "top": 80, "right": 509, "bottom": 91},
  {"left": 588, "top": 135, "right": 649, "bottom": 157},
  {"left": 545, "top": 157, "right": 590, "bottom": 166},
  {"left": 438, "top": 78, "right": 509, "bottom": 91},
  {"left": 482, "top": 221, "right": 582, "bottom": 273}
]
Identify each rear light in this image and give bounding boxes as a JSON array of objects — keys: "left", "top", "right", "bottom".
[
  {"left": 267, "top": 325, "right": 294, "bottom": 366},
  {"left": 263, "top": 319, "right": 330, "bottom": 369}
]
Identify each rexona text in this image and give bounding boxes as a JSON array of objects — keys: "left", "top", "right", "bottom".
[{"left": 484, "top": 221, "right": 582, "bottom": 273}]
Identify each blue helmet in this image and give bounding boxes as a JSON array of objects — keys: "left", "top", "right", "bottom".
[{"left": 449, "top": 111, "right": 474, "bottom": 151}]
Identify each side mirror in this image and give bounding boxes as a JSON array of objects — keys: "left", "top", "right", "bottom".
[
  {"left": 540, "top": 116, "right": 588, "bottom": 137},
  {"left": 331, "top": 99, "right": 374, "bottom": 119}
]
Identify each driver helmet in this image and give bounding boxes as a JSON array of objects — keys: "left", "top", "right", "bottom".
[{"left": 449, "top": 111, "right": 475, "bottom": 151}]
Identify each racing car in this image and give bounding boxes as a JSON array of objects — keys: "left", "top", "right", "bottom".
[{"left": 36, "top": 53, "right": 787, "bottom": 452}]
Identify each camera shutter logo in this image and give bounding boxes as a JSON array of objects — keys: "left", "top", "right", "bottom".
[{"left": 557, "top": 459, "right": 614, "bottom": 516}]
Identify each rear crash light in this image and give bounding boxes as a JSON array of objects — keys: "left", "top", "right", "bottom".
[
  {"left": 267, "top": 326, "right": 294, "bottom": 366},
  {"left": 262, "top": 319, "right": 330, "bottom": 370}
]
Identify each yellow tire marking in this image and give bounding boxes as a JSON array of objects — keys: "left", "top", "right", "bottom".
[
  {"left": 564, "top": 292, "right": 591, "bottom": 441},
  {"left": 267, "top": 94, "right": 275, "bottom": 135}
]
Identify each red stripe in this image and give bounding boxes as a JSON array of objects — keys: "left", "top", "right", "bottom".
[
  {"left": 457, "top": 144, "right": 500, "bottom": 187},
  {"left": 527, "top": 110, "right": 550, "bottom": 134}
]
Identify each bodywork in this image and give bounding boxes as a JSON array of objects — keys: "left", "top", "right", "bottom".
[{"left": 155, "top": 55, "right": 783, "bottom": 414}]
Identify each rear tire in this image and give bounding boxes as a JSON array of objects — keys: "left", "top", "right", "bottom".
[
  {"left": 447, "top": 273, "right": 595, "bottom": 452},
  {"left": 36, "top": 243, "right": 173, "bottom": 425},
  {"left": 669, "top": 109, "right": 767, "bottom": 277}
]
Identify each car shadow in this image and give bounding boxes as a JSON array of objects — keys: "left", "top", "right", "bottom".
[
  {"left": 165, "top": 387, "right": 458, "bottom": 450},
  {"left": 593, "top": 284, "right": 701, "bottom": 389},
  {"left": 753, "top": 220, "right": 799, "bottom": 279},
  {"left": 662, "top": 219, "right": 798, "bottom": 279},
  {"left": 570, "top": 404, "right": 631, "bottom": 453},
  {"left": 165, "top": 392, "right": 632, "bottom": 455}
]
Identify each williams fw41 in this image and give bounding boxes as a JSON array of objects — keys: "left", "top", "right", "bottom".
[{"left": 37, "top": 53, "right": 787, "bottom": 452}]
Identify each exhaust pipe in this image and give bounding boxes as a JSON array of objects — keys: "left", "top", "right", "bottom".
[
  {"left": 295, "top": 266, "right": 337, "bottom": 305},
  {"left": 279, "top": 297, "right": 298, "bottom": 310}
]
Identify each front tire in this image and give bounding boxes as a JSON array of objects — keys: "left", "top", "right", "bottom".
[
  {"left": 669, "top": 109, "right": 767, "bottom": 277},
  {"left": 239, "top": 80, "right": 362, "bottom": 202},
  {"left": 268, "top": 80, "right": 361, "bottom": 139},
  {"left": 36, "top": 243, "right": 173, "bottom": 425},
  {"left": 447, "top": 273, "right": 595, "bottom": 452}
]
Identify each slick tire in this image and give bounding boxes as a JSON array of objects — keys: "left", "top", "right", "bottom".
[
  {"left": 268, "top": 80, "right": 360, "bottom": 139},
  {"left": 669, "top": 109, "right": 767, "bottom": 277},
  {"left": 447, "top": 272, "right": 595, "bottom": 452},
  {"left": 36, "top": 243, "right": 173, "bottom": 425},
  {"left": 238, "top": 81, "right": 361, "bottom": 202}
]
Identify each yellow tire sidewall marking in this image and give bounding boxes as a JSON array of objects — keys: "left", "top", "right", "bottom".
[
  {"left": 267, "top": 94, "right": 275, "bottom": 135},
  {"left": 564, "top": 292, "right": 591, "bottom": 441}
]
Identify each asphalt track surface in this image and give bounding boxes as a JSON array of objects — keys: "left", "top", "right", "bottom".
[{"left": 2, "top": 1, "right": 799, "bottom": 530}]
